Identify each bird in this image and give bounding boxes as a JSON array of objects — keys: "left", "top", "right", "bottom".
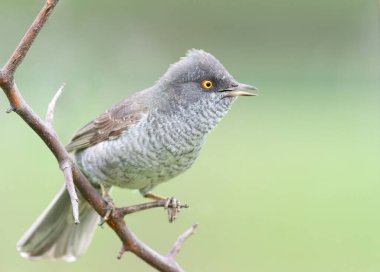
[{"left": 16, "top": 49, "right": 257, "bottom": 261}]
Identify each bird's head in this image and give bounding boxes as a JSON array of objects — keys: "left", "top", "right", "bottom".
[{"left": 158, "top": 49, "right": 257, "bottom": 103}]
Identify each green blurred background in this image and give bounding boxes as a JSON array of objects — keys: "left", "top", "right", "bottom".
[{"left": 0, "top": 0, "right": 379, "bottom": 271}]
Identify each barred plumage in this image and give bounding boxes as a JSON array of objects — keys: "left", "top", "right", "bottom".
[{"left": 75, "top": 93, "right": 235, "bottom": 193}]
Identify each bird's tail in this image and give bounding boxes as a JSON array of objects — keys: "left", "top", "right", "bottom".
[{"left": 16, "top": 186, "right": 100, "bottom": 262}]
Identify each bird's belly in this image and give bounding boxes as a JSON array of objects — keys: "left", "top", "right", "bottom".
[
  {"left": 75, "top": 128, "right": 203, "bottom": 191},
  {"left": 115, "top": 147, "right": 200, "bottom": 189}
]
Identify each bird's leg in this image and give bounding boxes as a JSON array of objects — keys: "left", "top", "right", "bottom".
[
  {"left": 99, "top": 183, "right": 114, "bottom": 227},
  {"left": 143, "top": 192, "right": 166, "bottom": 201},
  {"left": 143, "top": 192, "right": 184, "bottom": 223}
]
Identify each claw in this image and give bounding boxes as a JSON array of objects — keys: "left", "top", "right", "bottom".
[
  {"left": 165, "top": 197, "right": 182, "bottom": 223},
  {"left": 99, "top": 184, "right": 114, "bottom": 227},
  {"left": 99, "top": 198, "right": 114, "bottom": 227},
  {"left": 143, "top": 192, "right": 188, "bottom": 222}
]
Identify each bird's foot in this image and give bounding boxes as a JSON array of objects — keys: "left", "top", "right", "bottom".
[
  {"left": 99, "top": 184, "right": 114, "bottom": 227},
  {"left": 99, "top": 195, "right": 115, "bottom": 227},
  {"left": 143, "top": 192, "right": 188, "bottom": 223},
  {"left": 165, "top": 196, "right": 183, "bottom": 223}
]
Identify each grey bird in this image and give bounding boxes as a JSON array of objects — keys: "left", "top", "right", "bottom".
[{"left": 16, "top": 49, "right": 257, "bottom": 261}]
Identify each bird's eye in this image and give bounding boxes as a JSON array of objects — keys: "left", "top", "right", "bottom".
[{"left": 201, "top": 80, "right": 213, "bottom": 90}]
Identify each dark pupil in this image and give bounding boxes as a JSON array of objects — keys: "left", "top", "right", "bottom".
[{"left": 206, "top": 82, "right": 211, "bottom": 87}]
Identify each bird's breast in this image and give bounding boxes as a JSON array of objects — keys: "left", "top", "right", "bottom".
[{"left": 75, "top": 96, "right": 234, "bottom": 190}]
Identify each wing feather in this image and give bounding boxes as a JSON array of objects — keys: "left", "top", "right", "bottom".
[{"left": 65, "top": 96, "right": 148, "bottom": 153}]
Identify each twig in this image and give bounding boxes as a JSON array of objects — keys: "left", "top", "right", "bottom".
[
  {"left": 117, "top": 224, "right": 197, "bottom": 272},
  {"left": 46, "top": 83, "right": 65, "bottom": 127},
  {"left": 115, "top": 199, "right": 189, "bottom": 217},
  {"left": 46, "top": 84, "right": 79, "bottom": 222},
  {"left": 0, "top": 1, "right": 195, "bottom": 271},
  {"left": 60, "top": 159, "right": 79, "bottom": 223},
  {"left": 2, "top": 0, "right": 59, "bottom": 78},
  {"left": 167, "top": 224, "right": 197, "bottom": 261}
]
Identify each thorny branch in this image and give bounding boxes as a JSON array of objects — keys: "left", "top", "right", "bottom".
[{"left": 0, "top": 1, "right": 195, "bottom": 271}]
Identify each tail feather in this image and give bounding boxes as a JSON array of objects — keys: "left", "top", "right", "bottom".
[{"left": 17, "top": 186, "right": 99, "bottom": 262}]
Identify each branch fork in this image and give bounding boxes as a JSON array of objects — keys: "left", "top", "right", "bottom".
[{"left": 0, "top": 1, "right": 196, "bottom": 271}]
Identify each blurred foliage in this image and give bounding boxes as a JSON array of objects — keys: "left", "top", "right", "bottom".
[{"left": 0, "top": 0, "right": 379, "bottom": 271}]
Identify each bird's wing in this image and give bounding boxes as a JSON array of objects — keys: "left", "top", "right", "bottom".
[{"left": 65, "top": 96, "right": 148, "bottom": 153}]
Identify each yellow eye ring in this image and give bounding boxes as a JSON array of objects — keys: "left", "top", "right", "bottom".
[{"left": 201, "top": 80, "right": 213, "bottom": 90}]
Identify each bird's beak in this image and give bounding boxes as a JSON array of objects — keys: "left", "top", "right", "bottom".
[{"left": 222, "top": 83, "right": 258, "bottom": 97}]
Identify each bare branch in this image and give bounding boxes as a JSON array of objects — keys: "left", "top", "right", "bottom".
[
  {"left": 0, "top": 1, "right": 196, "bottom": 271},
  {"left": 2, "top": 0, "right": 59, "bottom": 78},
  {"left": 115, "top": 200, "right": 189, "bottom": 217},
  {"left": 167, "top": 224, "right": 197, "bottom": 261},
  {"left": 46, "top": 83, "right": 65, "bottom": 127}
]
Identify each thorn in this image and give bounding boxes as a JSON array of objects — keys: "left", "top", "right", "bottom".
[
  {"left": 5, "top": 106, "right": 14, "bottom": 113},
  {"left": 117, "top": 244, "right": 128, "bottom": 260},
  {"left": 46, "top": 83, "right": 65, "bottom": 126}
]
